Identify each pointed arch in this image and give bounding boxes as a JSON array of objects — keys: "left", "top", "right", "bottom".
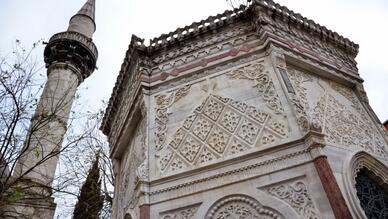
[{"left": 343, "top": 151, "right": 388, "bottom": 218}]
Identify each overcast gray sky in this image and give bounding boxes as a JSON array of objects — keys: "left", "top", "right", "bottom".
[{"left": 1, "top": 0, "right": 387, "bottom": 122}]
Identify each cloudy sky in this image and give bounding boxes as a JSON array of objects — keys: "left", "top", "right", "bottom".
[{"left": 1, "top": 0, "right": 387, "bottom": 122}]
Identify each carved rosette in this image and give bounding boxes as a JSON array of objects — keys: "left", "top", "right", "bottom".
[
  {"left": 266, "top": 181, "right": 320, "bottom": 219},
  {"left": 205, "top": 195, "right": 282, "bottom": 219},
  {"left": 44, "top": 31, "right": 98, "bottom": 80}
]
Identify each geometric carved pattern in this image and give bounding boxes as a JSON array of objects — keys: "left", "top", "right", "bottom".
[
  {"left": 312, "top": 92, "right": 387, "bottom": 157},
  {"left": 157, "top": 94, "right": 289, "bottom": 174},
  {"left": 288, "top": 67, "right": 387, "bottom": 157},
  {"left": 159, "top": 203, "right": 201, "bottom": 219},
  {"left": 267, "top": 180, "right": 320, "bottom": 219},
  {"left": 205, "top": 195, "right": 282, "bottom": 219}
]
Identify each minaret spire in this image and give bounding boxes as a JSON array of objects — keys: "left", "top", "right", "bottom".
[
  {"left": 68, "top": 0, "right": 96, "bottom": 38},
  {"left": 76, "top": 0, "right": 96, "bottom": 21},
  {"left": 11, "top": 0, "right": 98, "bottom": 218}
]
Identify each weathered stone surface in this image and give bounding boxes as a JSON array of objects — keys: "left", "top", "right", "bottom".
[
  {"left": 102, "top": 1, "right": 388, "bottom": 219},
  {"left": 11, "top": 0, "right": 98, "bottom": 218}
]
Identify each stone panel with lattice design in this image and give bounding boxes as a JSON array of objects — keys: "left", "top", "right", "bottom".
[{"left": 156, "top": 94, "right": 290, "bottom": 174}]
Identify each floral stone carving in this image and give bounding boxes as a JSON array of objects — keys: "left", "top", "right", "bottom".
[
  {"left": 266, "top": 180, "right": 320, "bottom": 219},
  {"left": 227, "top": 62, "right": 284, "bottom": 114},
  {"left": 117, "top": 121, "right": 146, "bottom": 216},
  {"left": 205, "top": 195, "right": 282, "bottom": 219},
  {"left": 159, "top": 203, "right": 201, "bottom": 219},
  {"left": 312, "top": 92, "right": 386, "bottom": 157},
  {"left": 154, "top": 85, "right": 192, "bottom": 151},
  {"left": 156, "top": 94, "right": 289, "bottom": 174}
]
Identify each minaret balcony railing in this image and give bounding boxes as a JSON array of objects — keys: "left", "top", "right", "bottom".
[{"left": 44, "top": 31, "right": 98, "bottom": 79}]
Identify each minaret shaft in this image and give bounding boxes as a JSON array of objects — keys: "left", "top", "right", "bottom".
[
  {"left": 8, "top": 0, "right": 98, "bottom": 218},
  {"left": 15, "top": 64, "right": 80, "bottom": 186}
]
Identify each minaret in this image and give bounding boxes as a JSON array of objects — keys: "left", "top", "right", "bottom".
[{"left": 12, "top": 0, "right": 97, "bottom": 218}]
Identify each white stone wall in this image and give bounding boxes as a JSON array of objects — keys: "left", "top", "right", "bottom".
[{"left": 111, "top": 23, "right": 388, "bottom": 219}]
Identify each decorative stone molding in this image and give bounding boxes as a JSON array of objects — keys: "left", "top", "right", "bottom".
[
  {"left": 266, "top": 180, "right": 320, "bottom": 219},
  {"left": 343, "top": 151, "right": 388, "bottom": 219},
  {"left": 101, "top": 35, "right": 146, "bottom": 136},
  {"left": 205, "top": 195, "right": 282, "bottom": 219},
  {"left": 150, "top": 53, "right": 266, "bottom": 95},
  {"left": 149, "top": 6, "right": 248, "bottom": 52},
  {"left": 150, "top": 148, "right": 311, "bottom": 203},
  {"left": 151, "top": 24, "right": 254, "bottom": 70},
  {"left": 304, "top": 131, "right": 326, "bottom": 160},
  {"left": 252, "top": 0, "right": 358, "bottom": 72},
  {"left": 159, "top": 203, "right": 201, "bottom": 219}
]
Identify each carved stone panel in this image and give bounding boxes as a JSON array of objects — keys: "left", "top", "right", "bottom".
[
  {"left": 159, "top": 203, "right": 201, "bottom": 219},
  {"left": 227, "top": 62, "right": 284, "bottom": 114},
  {"left": 266, "top": 180, "right": 320, "bottom": 219},
  {"left": 205, "top": 195, "right": 283, "bottom": 219},
  {"left": 156, "top": 94, "right": 290, "bottom": 175},
  {"left": 116, "top": 120, "right": 146, "bottom": 218},
  {"left": 287, "top": 67, "right": 387, "bottom": 156}
]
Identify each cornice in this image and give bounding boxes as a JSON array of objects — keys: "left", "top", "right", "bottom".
[
  {"left": 101, "top": 0, "right": 361, "bottom": 138},
  {"left": 252, "top": 0, "right": 358, "bottom": 57}
]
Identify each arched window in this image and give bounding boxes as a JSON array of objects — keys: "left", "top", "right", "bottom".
[
  {"left": 355, "top": 168, "right": 388, "bottom": 218},
  {"left": 124, "top": 213, "right": 133, "bottom": 219},
  {"left": 342, "top": 151, "right": 388, "bottom": 218}
]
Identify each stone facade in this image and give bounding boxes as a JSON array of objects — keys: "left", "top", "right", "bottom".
[{"left": 101, "top": 0, "right": 388, "bottom": 218}]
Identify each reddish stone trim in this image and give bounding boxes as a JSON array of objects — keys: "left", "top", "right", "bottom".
[
  {"left": 146, "top": 42, "right": 259, "bottom": 83},
  {"left": 142, "top": 32, "right": 359, "bottom": 85},
  {"left": 140, "top": 204, "right": 150, "bottom": 219},
  {"left": 313, "top": 156, "right": 353, "bottom": 219}
]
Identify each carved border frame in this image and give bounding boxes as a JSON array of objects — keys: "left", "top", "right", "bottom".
[{"left": 342, "top": 150, "right": 388, "bottom": 219}]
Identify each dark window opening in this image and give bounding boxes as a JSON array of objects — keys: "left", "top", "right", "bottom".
[{"left": 355, "top": 168, "right": 388, "bottom": 219}]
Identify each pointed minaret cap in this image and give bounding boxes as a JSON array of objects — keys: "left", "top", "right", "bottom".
[
  {"left": 68, "top": 0, "right": 96, "bottom": 38},
  {"left": 76, "top": 0, "right": 96, "bottom": 21}
]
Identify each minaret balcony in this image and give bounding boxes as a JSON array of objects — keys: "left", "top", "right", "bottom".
[{"left": 44, "top": 31, "right": 98, "bottom": 79}]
